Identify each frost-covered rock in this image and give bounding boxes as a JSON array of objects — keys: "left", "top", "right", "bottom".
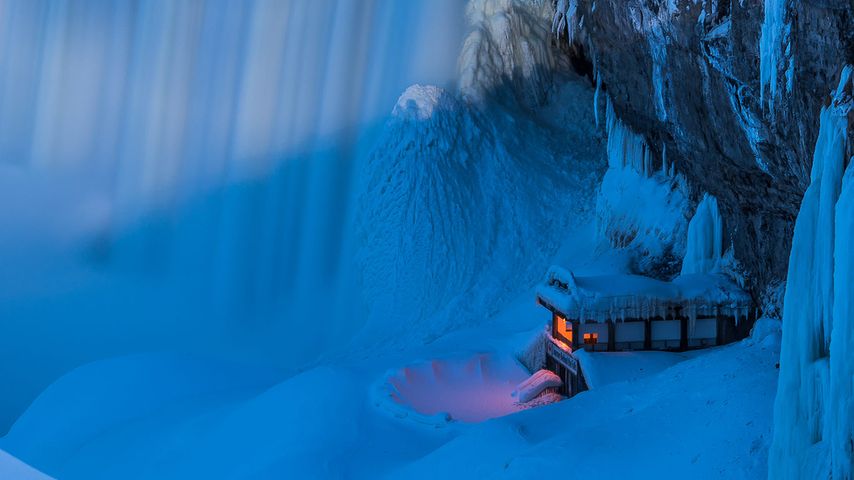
[
  {"left": 459, "top": 0, "right": 555, "bottom": 105},
  {"left": 553, "top": 0, "right": 854, "bottom": 299}
]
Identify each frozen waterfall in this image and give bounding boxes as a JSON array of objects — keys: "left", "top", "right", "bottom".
[
  {"left": 681, "top": 194, "right": 723, "bottom": 275},
  {"left": 0, "top": 0, "right": 467, "bottom": 432},
  {"left": 769, "top": 66, "right": 853, "bottom": 479}
]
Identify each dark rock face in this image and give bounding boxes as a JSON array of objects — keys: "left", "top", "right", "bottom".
[{"left": 552, "top": 0, "right": 854, "bottom": 300}]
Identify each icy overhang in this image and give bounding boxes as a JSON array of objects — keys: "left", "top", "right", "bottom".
[{"left": 536, "top": 266, "right": 753, "bottom": 324}]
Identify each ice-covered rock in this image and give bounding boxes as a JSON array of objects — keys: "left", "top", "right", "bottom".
[
  {"left": 459, "top": 0, "right": 555, "bottom": 105},
  {"left": 559, "top": 0, "right": 854, "bottom": 299}
]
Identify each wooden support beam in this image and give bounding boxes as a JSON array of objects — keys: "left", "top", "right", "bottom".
[
  {"left": 715, "top": 315, "right": 724, "bottom": 346},
  {"left": 607, "top": 320, "right": 616, "bottom": 351},
  {"left": 680, "top": 315, "right": 688, "bottom": 350},
  {"left": 644, "top": 319, "right": 652, "bottom": 350},
  {"left": 572, "top": 321, "right": 580, "bottom": 350}
]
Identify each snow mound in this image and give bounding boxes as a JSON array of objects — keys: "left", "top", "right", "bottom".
[
  {"left": 1, "top": 354, "right": 360, "bottom": 479},
  {"left": 512, "top": 369, "right": 562, "bottom": 403},
  {"left": 375, "top": 354, "right": 530, "bottom": 424},
  {"left": 355, "top": 77, "right": 603, "bottom": 345},
  {"left": 393, "top": 85, "right": 458, "bottom": 121}
]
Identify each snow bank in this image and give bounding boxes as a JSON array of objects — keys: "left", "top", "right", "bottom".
[
  {"left": 572, "top": 349, "right": 689, "bottom": 390},
  {"left": 393, "top": 334, "right": 781, "bottom": 478},
  {"left": 1, "top": 354, "right": 282, "bottom": 475},
  {"left": 1, "top": 354, "right": 361, "bottom": 479},
  {"left": 375, "top": 354, "right": 530, "bottom": 424},
  {"left": 769, "top": 65, "right": 853, "bottom": 479}
]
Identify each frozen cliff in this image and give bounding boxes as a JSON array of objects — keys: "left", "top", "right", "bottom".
[{"left": 550, "top": 0, "right": 854, "bottom": 298}]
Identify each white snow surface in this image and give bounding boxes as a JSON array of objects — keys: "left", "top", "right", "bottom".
[
  {"left": 0, "top": 292, "right": 782, "bottom": 479},
  {"left": 769, "top": 65, "right": 853, "bottom": 479},
  {"left": 0, "top": 450, "right": 52, "bottom": 480},
  {"left": 573, "top": 349, "right": 690, "bottom": 390},
  {"left": 393, "top": 333, "right": 781, "bottom": 479}
]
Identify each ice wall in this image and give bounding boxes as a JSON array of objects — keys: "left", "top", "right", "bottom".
[
  {"left": 769, "top": 66, "right": 852, "bottom": 479},
  {"left": 681, "top": 194, "right": 723, "bottom": 275}
]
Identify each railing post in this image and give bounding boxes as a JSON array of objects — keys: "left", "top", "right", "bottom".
[
  {"left": 644, "top": 318, "right": 652, "bottom": 350},
  {"left": 607, "top": 320, "right": 616, "bottom": 351}
]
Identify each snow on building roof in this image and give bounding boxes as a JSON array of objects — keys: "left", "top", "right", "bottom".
[{"left": 536, "top": 265, "right": 752, "bottom": 324}]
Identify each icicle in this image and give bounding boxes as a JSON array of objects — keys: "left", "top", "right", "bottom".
[
  {"left": 759, "top": 0, "right": 788, "bottom": 111},
  {"left": 681, "top": 194, "right": 724, "bottom": 275},
  {"left": 605, "top": 96, "right": 652, "bottom": 176},
  {"left": 594, "top": 72, "right": 602, "bottom": 127}
]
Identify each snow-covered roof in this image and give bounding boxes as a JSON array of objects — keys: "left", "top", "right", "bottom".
[{"left": 536, "top": 266, "right": 752, "bottom": 323}]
